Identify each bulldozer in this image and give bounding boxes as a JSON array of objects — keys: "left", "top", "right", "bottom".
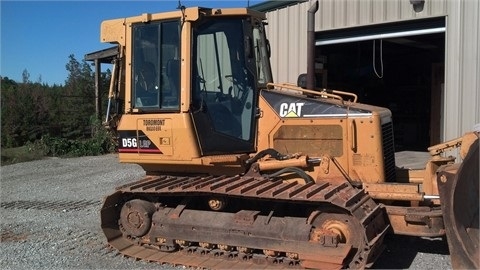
[{"left": 97, "top": 3, "right": 479, "bottom": 269}]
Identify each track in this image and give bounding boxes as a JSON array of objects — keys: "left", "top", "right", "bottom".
[{"left": 101, "top": 175, "right": 389, "bottom": 269}]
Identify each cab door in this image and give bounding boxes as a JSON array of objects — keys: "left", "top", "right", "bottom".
[{"left": 190, "top": 18, "right": 258, "bottom": 155}]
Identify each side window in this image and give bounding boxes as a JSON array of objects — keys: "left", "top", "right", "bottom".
[
  {"left": 132, "top": 20, "right": 180, "bottom": 111},
  {"left": 252, "top": 20, "right": 272, "bottom": 87},
  {"left": 196, "top": 32, "right": 232, "bottom": 97}
]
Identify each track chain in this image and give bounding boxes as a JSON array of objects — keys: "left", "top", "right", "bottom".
[{"left": 101, "top": 174, "right": 389, "bottom": 269}]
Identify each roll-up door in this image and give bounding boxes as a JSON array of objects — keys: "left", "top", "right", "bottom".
[{"left": 314, "top": 17, "right": 445, "bottom": 151}]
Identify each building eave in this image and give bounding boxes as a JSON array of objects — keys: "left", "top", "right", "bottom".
[{"left": 250, "top": 0, "right": 307, "bottom": 12}]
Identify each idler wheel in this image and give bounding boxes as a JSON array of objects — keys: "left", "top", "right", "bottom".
[
  {"left": 310, "top": 212, "right": 359, "bottom": 245},
  {"left": 120, "top": 199, "right": 156, "bottom": 237},
  {"left": 308, "top": 211, "right": 367, "bottom": 268}
]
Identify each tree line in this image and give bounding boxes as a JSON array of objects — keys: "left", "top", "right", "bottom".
[{"left": 1, "top": 54, "right": 115, "bottom": 156}]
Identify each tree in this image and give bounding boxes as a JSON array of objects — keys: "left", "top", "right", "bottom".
[
  {"left": 22, "top": 69, "right": 30, "bottom": 83},
  {"left": 1, "top": 77, "right": 20, "bottom": 147},
  {"left": 1, "top": 55, "right": 113, "bottom": 155},
  {"left": 0, "top": 75, "right": 46, "bottom": 147},
  {"left": 60, "top": 54, "right": 96, "bottom": 138}
]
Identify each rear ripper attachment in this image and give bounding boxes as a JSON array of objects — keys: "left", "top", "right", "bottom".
[{"left": 101, "top": 175, "right": 389, "bottom": 269}]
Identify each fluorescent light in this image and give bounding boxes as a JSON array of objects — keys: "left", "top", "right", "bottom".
[{"left": 316, "top": 27, "right": 445, "bottom": 45}]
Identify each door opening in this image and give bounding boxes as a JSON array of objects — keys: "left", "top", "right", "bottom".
[{"left": 316, "top": 22, "right": 445, "bottom": 151}]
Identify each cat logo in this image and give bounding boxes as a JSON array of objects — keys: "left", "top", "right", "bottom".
[{"left": 279, "top": 102, "right": 305, "bottom": 117}]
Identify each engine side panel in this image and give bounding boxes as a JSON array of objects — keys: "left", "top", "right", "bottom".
[{"left": 257, "top": 90, "right": 395, "bottom": 184}]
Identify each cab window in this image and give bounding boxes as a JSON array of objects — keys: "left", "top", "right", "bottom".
[
  {"left": 190, "top": 17, "right": 257, "bottom": 155},
  {"left": 132, "top": 20, "right": 180, "bottom": 111}
]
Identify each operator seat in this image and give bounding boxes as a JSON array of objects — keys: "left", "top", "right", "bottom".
[
  {"left": 135, "top": 61, "right": 157, "bottom": 107},
  {"left": 166, "top": 59, "right": 180, "bottom": 97}
]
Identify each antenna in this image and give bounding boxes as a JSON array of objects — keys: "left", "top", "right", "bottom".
[
  {"left": 177, "top": 0, "right": 186, "bottom": 26},
  {"left": 177, "top": 0, "right": 185, "bottom": 10}
]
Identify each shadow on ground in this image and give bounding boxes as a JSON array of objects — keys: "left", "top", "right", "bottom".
[{"left": 372, "top": 234, "right": 450, "bottom": 269}]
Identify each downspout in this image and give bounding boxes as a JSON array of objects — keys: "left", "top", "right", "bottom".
[{"left": 307, "top": 0, "right": 319, "bottom": 90}]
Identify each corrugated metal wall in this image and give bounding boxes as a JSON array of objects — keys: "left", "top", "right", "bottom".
[
  {"left": 444, "top": 0, "right": 480, "bottom": 141},
  {"left": 264, "top": 0, "right": 479, "bottom": 140}
]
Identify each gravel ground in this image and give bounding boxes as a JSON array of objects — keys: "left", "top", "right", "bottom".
[{"left": 0, "top": 154, "right": 452, "bottom": 269}]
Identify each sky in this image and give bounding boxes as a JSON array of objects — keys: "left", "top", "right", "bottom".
[{"left": 1, "top": 0, "right": 264, "bottom": 86}]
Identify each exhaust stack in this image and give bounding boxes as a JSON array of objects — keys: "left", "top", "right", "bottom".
[{"left": 307, "top": 0, "right": 319, "bottom": 90}]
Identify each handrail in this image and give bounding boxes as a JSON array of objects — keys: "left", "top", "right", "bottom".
[
  {"left": 266, "top": 82, "right": 358, "bottom": 103},
  {"left": 329, "top": 89, "right": 358, "bottom": 103}
]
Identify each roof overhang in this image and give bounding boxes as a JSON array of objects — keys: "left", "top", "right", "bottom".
[
  {"left": 250, "top": 0, "right": 307, "bottom": 12},
  {"left": 84, "top": 46, "right": 118, "bottom": 64}
]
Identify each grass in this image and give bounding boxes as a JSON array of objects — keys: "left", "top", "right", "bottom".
[{"left": 1, "top": 145, "right": 45, "bottom": 166}]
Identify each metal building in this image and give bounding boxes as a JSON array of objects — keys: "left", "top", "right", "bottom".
[{"left": 251, "top": 0, "right": 479, "bottom": 151}]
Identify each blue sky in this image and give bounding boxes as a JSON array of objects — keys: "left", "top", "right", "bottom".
[{"left": 1, "top": 0, "right": 263, "bottom": 86}]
